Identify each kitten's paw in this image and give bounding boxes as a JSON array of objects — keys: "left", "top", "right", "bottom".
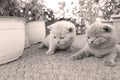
[
  {"left": 38, "top": 43, "right": 44, "bottom": 49},
  {"left": 66, "top": 46, "right": 74, "bottom": 52},
  {"left": 66, "top": 48, "right": 72, "bottom": 52},
  {"left": 70, "top": 54, "right": 82, "bottom": 61},
  {"left": 104, "top": 61, "right": 116, "bottom": 67},
  {"left": 46, "top": 51, "right": 55, "bottom": 55}
]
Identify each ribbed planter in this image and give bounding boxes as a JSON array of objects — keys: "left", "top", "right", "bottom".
[
  {"left": 101, "top": 20, "right": 113, "bottom": 25},
  {"left": 0, "top": 16, "right": 25, "bottom": 64},
  {"left": 26, "top": 20, "right": 46, "bottom": 44},
  {"left": 111, "top": 15, "right": 120, "bottom": 43}
]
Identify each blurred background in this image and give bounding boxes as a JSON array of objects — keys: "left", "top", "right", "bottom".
[{"left": 0, "top": 0, "right": 120, "bottom": 34}]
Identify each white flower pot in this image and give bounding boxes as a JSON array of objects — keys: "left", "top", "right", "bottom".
[
  {"left": 25, "top": 32, "right": 30, "bottom": 49},
  {"left": 0, "top": 16, "right": 25, "bottom": 64},
  {"left": 101, "top": 20, "right": 113, "bottom": 25},
  {"left": 111, "top": 15, "right": 120, "bottom": 43},
  {"left": 26, "top": 20, "right": 46, "bottom": 44}
]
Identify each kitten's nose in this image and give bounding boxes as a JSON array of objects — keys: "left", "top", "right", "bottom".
[
  {"left": 57, "top": 39, "right": 60, "bottom": 44},
  {"left": 57, "top": 41, "right": 60, "bottom": 44},
  {"left": 91, "top": 40, "right": 94, "bottom": 44}
]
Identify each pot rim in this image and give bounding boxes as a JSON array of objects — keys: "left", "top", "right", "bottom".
[
  {"left": 0, "top": 16, "right": 26, "bottom": 23},
  {"left": 111, "top": 15, "right": 120, "bottom": 19}
]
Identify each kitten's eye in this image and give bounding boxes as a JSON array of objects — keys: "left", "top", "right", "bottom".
[
  {"left": 54, "top": 36, "right": 56, "bottom": 38},
  {"left": 88, "top": 36, "right": 90, "bottom": 39},
  {"left": 96, "top": 36, "right": 99, "bottom": 38},
  {"left": 61, "top": 37, "right": 64, "bottom": 39}
]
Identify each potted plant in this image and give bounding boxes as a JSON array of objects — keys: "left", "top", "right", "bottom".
[
  {"left": 100, "top": 0, "right": 120, "bottom": 43},
  {"left": 43, "top": 8, "right": 55, "bottom": 35},
  {"left": 111, "top": 14, "right": 120, "bottom": 43},
  {"left": 0, "top": 0, "right": 26, "bottom": 64},
  {"left": 21, "top": 0, "right": 46, "bottom": 44}
]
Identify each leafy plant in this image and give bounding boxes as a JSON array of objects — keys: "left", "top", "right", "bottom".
[
  {"left": 43, "top": 8, "right": 55, "bottom": 26},
  {"left": 0, "top": 0, "right": 45, "bottom": 22},
  {"left": 0, "top": 0, "right": 21, "bottom": 16},
  {"left": 92, "top": 0, "right": 120, "bottom": 20},
  {"left": 102, "top": 0, "right": 117, "bottom": 20},
  {"left": 19, "top": 0, "right": 45, "bottom": 22}
]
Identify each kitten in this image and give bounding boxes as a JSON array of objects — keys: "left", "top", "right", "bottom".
[
  {"left": 39, "top": 20, "right": 76, "bottom": 55},
  {"left": 71, "top": 22, "right": 120, "bottom": 67}
]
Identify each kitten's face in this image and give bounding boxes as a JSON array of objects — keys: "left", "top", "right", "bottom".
[
  {"left": 86, "top": 23, "right": 116, "bottom": 48},
  {"left": 52, "top": 28, "right": 72, "bottom": 45},
  {"left": 49, "top": 21, "right": 76, "bottom": 46}
]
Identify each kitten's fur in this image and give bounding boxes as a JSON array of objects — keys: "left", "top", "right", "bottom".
[
  {"left": 39, "top": 21, "right": 76, "bottom": 55},
  {"left": 71, "top": 22, "right": 120, "bottom": 67}
]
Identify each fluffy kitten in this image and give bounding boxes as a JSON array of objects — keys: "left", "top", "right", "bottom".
[
  {"left": 39, "top": 20, "right": 76, "bottom": 55},
  {"left": 71, "top": 22, "right": 120, "bottom": 67}
]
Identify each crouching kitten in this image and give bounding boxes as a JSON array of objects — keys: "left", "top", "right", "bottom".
[{"left": 39, "top": 21, "right": 76, "bottom": 55}]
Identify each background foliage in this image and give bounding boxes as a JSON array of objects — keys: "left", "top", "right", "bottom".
[{"left": 0, "top": 0, "right": 120, "bottom": 34}]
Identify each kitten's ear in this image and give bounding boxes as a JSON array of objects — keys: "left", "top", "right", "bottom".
[
  {"left": 103, "top": 25, "right": 112, "bottom": 32},
  {"left": 47, "top": 24, "right": 54, "bottom": 30},
  {"left": 47, "top": 25, "right": 52, "bottom": 30},
  {"left": 68, "top": 27, "right": 73, "bottom": 32}
]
